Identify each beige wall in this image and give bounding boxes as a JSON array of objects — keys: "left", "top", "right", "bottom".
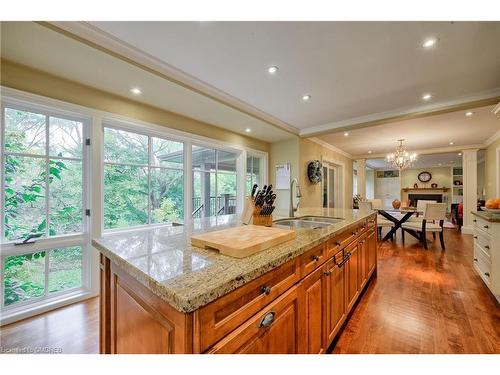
[
  {"left": 0, "top": 59, "right": 270, "bottom": 153},
  {"left": 400, "top": 166, "right": 452, "bottom": 204},
  {"left": 485, "top": 137, "right": 500, "bottom": 198},
  {"left": 298, "top": 139, "right": 353, "bottom": 209},
  {"left": 268, "top": 137, "right": 300, "bottom": 213}
]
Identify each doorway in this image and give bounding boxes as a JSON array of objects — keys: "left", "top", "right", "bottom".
[{"left": 322, "top": 160, "right": 344, "bottom": 208}]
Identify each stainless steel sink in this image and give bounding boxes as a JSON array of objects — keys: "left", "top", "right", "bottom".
[
  {"left": 299, "top": 216, "right": 344, "bottom": 224},
  {"left": 273, "top": 216, "right": 344, "bottom": 230},
  {"left": 273, "top": 219, "right": 331, "bottom": 229}
]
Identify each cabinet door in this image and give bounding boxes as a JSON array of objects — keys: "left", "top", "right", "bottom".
[
  {"left": 357, "top": 236, "right": 367, "bottom": 290},
  {"left": 325, "top": 259, "right": 346, "bottom": 345},
  {"left": 299, "top": 265, "right": 327, "bottom": 354},
  {"left": 367, "top": 229, "right": 377, "bottom": 275},
  {"left": 345, "top": 243, "right": 359, "bottom": 312},
  {"left": 209, "top": 287, "right": 300, "bottom": 354}
]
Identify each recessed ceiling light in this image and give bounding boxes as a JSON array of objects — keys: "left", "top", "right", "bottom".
[
  {"left": 422, "top": 37, "right": 438, "bottom": 48},
  {"left": 245, "top": 128, "right": 251, "bottom": 133},
  {"left": 302, "top": 94, "right": 311, "bottom": 101},
  {"left": 465, "top": 111, "right": 473, "bottom": 117},
  {"left": 458, "top": 153, "right": 462, "bottom": 156},
  {"left": 422, "top": 93, "right": 432, "bottom": 101},
  {"left": 449, "top": 142, "right": 454, "bottom": 145},
  {"left": 130, "top": 88, "right": 142, "bottom": 95},
  {"left": 368, "top": 150, "right": 372, "bottom": 154},
  {"left": 267, "top": 66, "right": 279, "bottom": 74},
  {"left": 344, "top": 132, "right": 349, "bottom": 137}
]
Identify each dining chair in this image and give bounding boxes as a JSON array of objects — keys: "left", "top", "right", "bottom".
[
  {"left": 408, "top": 199, "right": 438, "bottom": 239},
  {"left": 401, "top": 203, "right": 446, "bottom": 250},
  {"left": 359, "top": 201, "right": 395, "bottom": 239}
]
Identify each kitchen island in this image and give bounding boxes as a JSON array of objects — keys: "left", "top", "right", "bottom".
[{"left": 93, "top": 208, "right": 377, "bottom": 354}]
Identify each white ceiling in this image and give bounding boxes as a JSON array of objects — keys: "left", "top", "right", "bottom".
[
  {"left": 317, "top": 104, "right": 500, "bottom": 157},
  {"left": 89, "top": 21, "right": 500, "bottom": 133},
  {"left": 0, "top": 22, "right": 293, "bottom": 143},
  {"left": 366, "top": 150, "right": 486, "bottom": 169}
]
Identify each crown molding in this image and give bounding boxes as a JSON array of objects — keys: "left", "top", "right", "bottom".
[
  {"left": 300, "top": 90, "right": 500, "bottom": 137},
  {"left": 42, "top": 21, "right": 300, "bottom": 136},
  {"left": 308, "top": 137, "right": 353, "bottom": 159},
  {"left": 485, "top": 129, "right": 500, "bottom": 146}
]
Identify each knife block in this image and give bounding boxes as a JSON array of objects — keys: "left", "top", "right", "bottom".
[{"left": 242, "top": 197, "right": 273, "bottom": 227}]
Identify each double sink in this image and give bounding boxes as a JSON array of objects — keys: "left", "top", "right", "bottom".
[{"left": 273, "top": 216, "right": 344, "bottom": 230}]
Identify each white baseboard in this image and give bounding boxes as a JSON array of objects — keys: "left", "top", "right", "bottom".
[{"left": 461, "top": 226, "right": 473, "bottom": 235}]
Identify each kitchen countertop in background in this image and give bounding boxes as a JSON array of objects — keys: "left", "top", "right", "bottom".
[{"left": 92, "top": 208, "right": 376, "bottom": 313}]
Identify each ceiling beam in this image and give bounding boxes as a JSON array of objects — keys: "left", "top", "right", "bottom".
[
  {"left": 300, "top": 92, "right": 500, "bottom": 137},
  {"left": 41, "top": 21, "right": 300, "bottom": 137},
  {"left": 353, "top": 143, "right": 486, "bottom": 159}
]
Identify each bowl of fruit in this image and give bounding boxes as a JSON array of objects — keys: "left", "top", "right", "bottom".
[{"left": 481, "top": 198, "right": 500, "bottom": 213}]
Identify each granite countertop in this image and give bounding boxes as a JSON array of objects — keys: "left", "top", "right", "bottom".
[
  {"left": 471, "top": 210, "right": 500, "bottom": 223},
  {"left": 92, "top": 208, "right": 376, "bottom": 313}
]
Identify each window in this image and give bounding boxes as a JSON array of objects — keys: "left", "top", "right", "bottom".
[
  {"left": 246, "top": 155, "right": 262, "bottom": 195},
  {"left": 192, "top": 146, "right": 238, "bottom": 218},
  {"left": 103, "top": 126, "right": 184, "bottom": 229},
  {"left": 1, "top": 104, "right": 88, "bottom": 309}
]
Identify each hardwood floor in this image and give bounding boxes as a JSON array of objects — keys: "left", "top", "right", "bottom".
[
  {"left": 0, "top": 297, "right": 99, "bottom": 354},
  {"left": 331, "top": 229, "right": 500, "bottom": 354},
  {"left": 1, "top": 229, "right": 498, "bottom": 354}
]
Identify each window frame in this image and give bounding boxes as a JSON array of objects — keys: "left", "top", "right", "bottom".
[
  {"left": 0, "top": 99, "right": 92, "bottom": 313},
  {"left": 102, "top": 123, "right": 186, "bottom": 232},
  {"left": 191, "top": 144, "right": 239, "bottom": 219}
]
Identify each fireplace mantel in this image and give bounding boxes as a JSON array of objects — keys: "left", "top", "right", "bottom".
[{"left": 401, "top": 187, "right": 449, "bottom": 192}]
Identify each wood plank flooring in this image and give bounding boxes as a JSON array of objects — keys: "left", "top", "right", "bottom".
[
  {"left": 1, "top": 229, "right": 498, "bottom": 354},
  {"left": 332, "top": 229, "right": 500, "bottom": 354}
]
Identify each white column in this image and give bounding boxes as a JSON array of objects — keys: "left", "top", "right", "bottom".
[
  {"left": 356, "top": 159, "right": 367, "bottom": 199},
  {"left": 462, "top": 149, "right": 478, "bottom": 234}
]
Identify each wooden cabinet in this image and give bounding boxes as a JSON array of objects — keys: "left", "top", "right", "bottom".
[
  {"left": 298, "top": 265, "right": 327, "bottom": 354},
  {"left": 367, "top": 229, "right": 377, "bottom": 276},
  {"left": 345, "top": 241, "right": 359, "bottom": 312},
  {"left": 100, "top": 215, "right": 378, "bottom": 354},
  {"left": 357, "top": 234, "right": 367, "bottom": 290},
  {"left": 325, "top": 256, "right": 346, "bottom": 344},
  {"left": 209, "top": 287, "right": 300, "bottom": 354}
]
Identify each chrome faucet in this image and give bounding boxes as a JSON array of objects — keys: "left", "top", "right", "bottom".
[{"left": 289, "top": 178, "right": 302, "bottom": 217}]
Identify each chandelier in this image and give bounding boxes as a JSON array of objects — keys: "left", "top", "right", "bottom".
[{"left": 386, "top": 139, "right": 417, "bottom": 170}]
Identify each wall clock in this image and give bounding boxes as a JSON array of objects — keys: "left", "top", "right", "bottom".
[
  {"left": 418, "top": 171, "right": 432, "bottom": 183},
  {"left": 307, "top": 160, "right": 323, "bottom": 184}
]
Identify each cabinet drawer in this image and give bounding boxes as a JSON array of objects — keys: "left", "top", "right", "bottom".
[
  {"left": 300, "top": 243, "right": 327, "bottom": 275},
  {"left": 357, "top": 220, "right": 368, "bottom": 235},
  {"left": 208, "top": 286, "right": 300, "bottom": 354},
  {"left": 473, "top": 250, "right": 491, "bottom": 286},
  {"left": 473, "top": 232, "right": 491, "bottom": 258},
  {"left": 195, "top": 258, "right": 300, "bottom": 352},
  {"left": 328, "top": 227, "right": 358, "bottom": 252},
  {"left": 473, "top": 217, "right": 491, "bottom": 236}
]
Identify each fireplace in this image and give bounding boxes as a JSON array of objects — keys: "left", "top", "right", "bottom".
[{"left": 408, "top": 194, "right": 442, "bottom": 207}]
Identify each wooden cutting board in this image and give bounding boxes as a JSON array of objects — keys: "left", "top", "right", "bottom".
[{"left": 190, "top": 225, "right": 296, "bottom": 258}]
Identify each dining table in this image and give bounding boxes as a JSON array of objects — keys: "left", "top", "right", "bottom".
[{"left": 376, "top": 207, "right": 423, "bottom": 242}]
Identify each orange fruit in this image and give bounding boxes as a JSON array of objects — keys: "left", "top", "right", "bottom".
[
  {"left": 485, "top": 199, "right": 496, "bottom": 209},
  {"left": 494, "top": 198, "right": 500, "bottom": 208}
]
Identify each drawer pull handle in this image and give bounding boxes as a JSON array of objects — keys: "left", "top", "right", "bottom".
[
  {"left": 485, "top": 245, "right": 490, "bottom": 250},
  {"left": 473, "top": 219, "right": 477, "bottom": 223},
  {"left": 484, "top": 225, "right": 489, "bottom": 229},
  {"left": 261, "top": 286, "right": 272, "bottom": 295},
  {"left": 485, "top": 272, "right": 490, "bottom": 277},
  {"left": 351, "top": 232, "right": 356, "bottom": 236},
  {"left": 336, "top": 241, "right": 341, "bottom": 247},
  {"left": 258, "top": 311, "right": 276, "bottom": 328},
  {"left": 474, "top": 258, "right": 478, "bottom": 262},
  {"left": 312, "top": 255, "right": 320, "bottom": 261},
  {"left": 473, "top": 236, "right": 478, "bottom": 239},
  {"left": 324, "top": 271, "right": 332, "bottom": 276}
]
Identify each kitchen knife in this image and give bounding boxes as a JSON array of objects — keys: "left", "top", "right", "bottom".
[
  {"left": 268, "top": 206, "right": 275, "bottom": 216},
  {"left": 265, "top": 185, "right": 273, "bottom": 196},
  {"left": 251, "top": 184, "right": 258, "bottom": 198}
]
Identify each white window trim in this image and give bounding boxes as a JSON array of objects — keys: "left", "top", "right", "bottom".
[{"left": 0, "top": 98, "right": 93, "bottom": 323}]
